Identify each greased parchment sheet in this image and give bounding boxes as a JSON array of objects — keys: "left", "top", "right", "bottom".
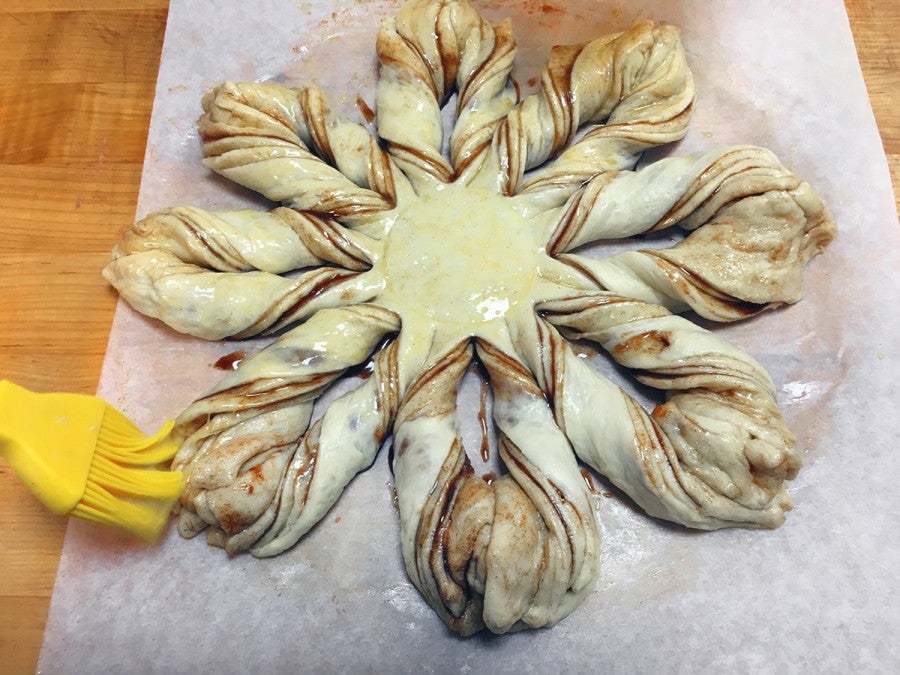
[{"left": 39, "top": 1, "right": 900, "bottom": 672}]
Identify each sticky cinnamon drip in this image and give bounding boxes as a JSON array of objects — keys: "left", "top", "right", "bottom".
[
  {"left": 580, "top": 468, "right": 598, "bottom": 494},
  {"left": 355, "top": 95, "right": 376, "bottom": 124},
  {"left": 214, "top": 350, "right": 246, "bottom": 371},
  {"left": 478, "top": 378, "right": 490, "bottom": 463}
]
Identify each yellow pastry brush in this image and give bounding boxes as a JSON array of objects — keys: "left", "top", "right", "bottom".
[{"left": 0, "top": 379, "right": 183, "bottom": 542}]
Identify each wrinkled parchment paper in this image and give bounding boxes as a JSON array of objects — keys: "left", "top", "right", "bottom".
[{"left": 39, "top": 1, "right": 900, "bottom": 672}]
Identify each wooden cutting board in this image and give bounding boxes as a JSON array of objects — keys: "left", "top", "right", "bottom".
[{"left": 0, "top": 2, "right": 896, "bottom": 672}]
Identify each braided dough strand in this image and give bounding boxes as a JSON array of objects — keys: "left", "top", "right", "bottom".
[
  {"left": 476, "top": 339, "right": 599, "bottom": 631},
  {"left": 250, "top": 338, "right": 401, "bottom": 557},
  {"left": 556, "top": 146, "right": 836, "bottom": 321},
  {"left": 376, "top": 0, "right": 517, "bottom": 189},
  {"left": 451, "top": 15, "right": 517, "bottom": 174},
  {"left": 393, "top": 339, "right": 598, "bottom": 634},
  {"left": 103, "top": 206, "right": 381, "bottom": 339},
  {"left": 111, "top": 206, "right": 377, "bottom": 273},
  {"left": 480, "top": 20, "right": 693, "bottom": 200},
  {"left": 171, "top": 304, "right": 400, "bottom": 555},
  {"left": 104, "top": 253, "right": 373, "bottom": 340},
  {"left": 392, "top": 340, "right": 486, "bottom": 633},
  {"left": 200, "top": 81, "right": 406, "bottom": 229},
  {"left": 524, "top": 293, "right": 798, "bottom": 529}
]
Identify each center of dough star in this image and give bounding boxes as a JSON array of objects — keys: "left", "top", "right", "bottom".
[{"left": 379, "top": 185, "right": 539, "bottom": 329}]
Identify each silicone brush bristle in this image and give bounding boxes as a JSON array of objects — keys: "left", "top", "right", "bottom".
[{"left": 69, "top": 405, "right": 184, "bottom": 542}]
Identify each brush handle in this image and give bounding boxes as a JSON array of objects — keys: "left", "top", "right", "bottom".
[{"left": 0, "top": 379, "right": 98, "bottom": 514}]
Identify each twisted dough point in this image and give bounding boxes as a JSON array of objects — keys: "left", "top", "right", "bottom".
[
  {"left": 104, "top": 251, "right": 363, "bottom": 340},
  {"left": 484, "top": 20, "right": 693, "bottom": 200},
  {"left": 393, "top": 339, "right": 597, "bottom": 635},
  {"left": 528, "top": 293, "right": 798, "bottom": 529},
  {"left": 376, "top": 0, "right": 517, "bottom": 187},
  {"left": 103, "top": 206, "right": 382, "bottom": 339},
  {"left": 112, "top": 206, "right": 375, "bottom": 273},
  {"left": 200, "top": 81, "right": 405, "bottom": 227},
  {"left": 172, "top": 304, "right": 400, "bottom": 556},
  {"left": 556, "top": 146, "right": 836, "bottom": 321}
]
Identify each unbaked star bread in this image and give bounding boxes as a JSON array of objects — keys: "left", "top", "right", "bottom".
[{"left": 105, "top": 0, "right": 835, "bottom": 635}]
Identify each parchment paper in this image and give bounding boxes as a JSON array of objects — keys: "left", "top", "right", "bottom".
[{"left": 39, "top": 1, "right": 900, "bottom": 672}]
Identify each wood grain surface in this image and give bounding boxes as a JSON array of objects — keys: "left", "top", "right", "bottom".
[{"left": 0, "top": 2, "right": 896, "bottom": 672}]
